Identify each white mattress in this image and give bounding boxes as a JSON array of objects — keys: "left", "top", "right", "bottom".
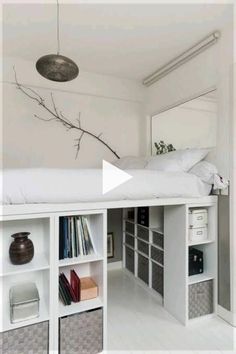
[{"left": 0, "top": 168, "right": 211, "bottom": 205}]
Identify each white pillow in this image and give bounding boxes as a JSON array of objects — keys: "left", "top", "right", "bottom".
[
  {"left": 189, "top": 161, "right": 218, "bottom": 184},
  {"left": 145, "top": 148, "right": 210, "bottom": 172},
  {"left": 113, "top": 156, "right": 147, "bottom": 169}
]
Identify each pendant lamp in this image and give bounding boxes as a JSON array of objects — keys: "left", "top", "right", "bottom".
[{"left": 36, "top": 0, "right": 79, "bottom": 82}]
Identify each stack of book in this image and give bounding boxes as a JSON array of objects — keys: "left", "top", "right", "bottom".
[
  {"left": 59, "top": 216, "right": 94, "bottom": 260},
  {"left": 59, "top": 271, "right": 98, "bottom": 306},
  {"left": 59, "top": 270, "right": 80, "bottom": 306}
]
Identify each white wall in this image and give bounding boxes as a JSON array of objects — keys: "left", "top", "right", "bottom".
[
  {"left": 145, "top": 14, "right": 233, "bottom": 180},
  {"left": 145, "top": 8, "right": 235, "bottom": 321},
  {"left": 2, "top": 57, "right": 146, "bottom": 168}
]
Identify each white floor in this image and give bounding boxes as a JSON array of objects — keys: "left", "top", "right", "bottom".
[{"left": 107, "top": 269, "right": 234, "bottom": 352}]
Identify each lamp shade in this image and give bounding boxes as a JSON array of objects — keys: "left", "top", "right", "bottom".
[{"left": 36, "top": 54, "right": 79, "bottom": 82}]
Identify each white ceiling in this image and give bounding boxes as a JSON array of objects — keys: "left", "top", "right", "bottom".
[{"left": 3, "top": 3, "right": 232, "bottom": 81}]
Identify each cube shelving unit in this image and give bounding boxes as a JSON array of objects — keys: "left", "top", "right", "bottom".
[
  {"left": 0, "top": 210, "right": 107, "bottom": 353},
  {"left": 122, "top": 206, "right": 165, "bottom": 299},
  {"left": 164, "top": 201, "right": 217, "bottom": 325},
  {"left": 0, "top": 195, "right": 218, "bottom": 353},
  {"left": 123, "top": 199, "right": 217, "bottom": 326}
]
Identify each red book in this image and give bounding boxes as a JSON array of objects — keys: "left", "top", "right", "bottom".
[
  {"left": 70, "top": 269, "right": 81, "bottom": 302},
  {"left": 60, "top": 273, "right": 77, "bottom": 302}
]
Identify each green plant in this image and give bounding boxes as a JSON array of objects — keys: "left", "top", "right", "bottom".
[{"left": 154, "top": 140, "right": 176, "bottom": 155}]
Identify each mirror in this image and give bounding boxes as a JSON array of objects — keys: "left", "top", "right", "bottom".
[{"left": 151, "top": 90, "right": 217, "bottom": 156}]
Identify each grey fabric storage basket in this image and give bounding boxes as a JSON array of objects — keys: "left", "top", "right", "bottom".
[
  {"left": 125, "top": 246, "right": 135, "bottom": 273},
  {"left": 60, "top": 308, "right": 103, "bottom": 354},
  {"left": 152, "top": 262, "right": 164, "bottom": 296},
  {"left": 137, "top": 225, "right": 149, "bottom": 242},
  {"left": 189, "top": 280, "right": 213, "bottom": 319},
  {"left": 151, "top": 246, "right": 164, "bottom": 265},
  {"left": 125, "top": 233, "right": 135, "bottom": 248},
  {"left": 138, "top": 239, "right": 149, "bottom": 256},
  {"left": 0, "top": 321, "right": 49, "bottom": 354},
  {"left": 138, "top": 253, "right": 149, "bottom": 284},
  {"left": 153, "top": 231, "right": 164, "bottom": 249},
  {"left": 125, "top": 221, "right": 135, "bottom": 235}
]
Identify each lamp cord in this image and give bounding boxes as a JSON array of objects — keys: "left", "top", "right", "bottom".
[{"left": 56, "top": 0, "right": 60, "bottom": 55}]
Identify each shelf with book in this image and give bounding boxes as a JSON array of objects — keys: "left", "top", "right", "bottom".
[
  {"left": 58, "top": 254, "right": 103, "bottom": 267},
  {"left": 58, "top": 213, "right": 104, "bottom": 262},
  {"left": 54, "top": 209, "right": 106, "bottom": 353},
  {"left": 58, "top": 260, "right": 104, "bottom": 304}
]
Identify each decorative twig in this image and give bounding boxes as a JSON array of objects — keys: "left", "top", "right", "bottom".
[
  {"left": 13, "top": 67, "right": 120, "bottom": 159},
  {"left": 74, "top": 132, "right": 85, "bottom": 158}
]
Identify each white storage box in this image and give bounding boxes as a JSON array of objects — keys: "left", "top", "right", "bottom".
[
  {"left": 189, "top": 209, "right": 208, "bottom": 229},
  {"left": 189, "top": 226, "right": 207, "bottom": 243},
  {"left": 9, "top": 282, "right": 40, "bottom": 324}
]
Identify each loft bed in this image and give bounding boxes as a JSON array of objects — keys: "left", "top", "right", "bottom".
[
  {"left": 1, "top": 87, "right": 227, "bottom": 213},
  {"left": 0, "top": 158, "right": 223, "bottom": 216},
  {"left": 0, "top": 91, "right": 229, "bottom": 351}
]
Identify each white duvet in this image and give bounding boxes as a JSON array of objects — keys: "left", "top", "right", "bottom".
[{"left": 0, "top": 168, "right": 212, "bottom": 205}]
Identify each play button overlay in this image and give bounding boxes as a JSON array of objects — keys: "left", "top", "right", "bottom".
[{"left": 102, "top": 160, "right": 133, "bottom": 194}]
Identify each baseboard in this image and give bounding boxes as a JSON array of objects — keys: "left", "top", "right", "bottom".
[
  {"left": 218, "top": 305, "right": 236, "bottom": 327},
  {"left": 107, "top": 260, "right": 122, "bottom": 270}
]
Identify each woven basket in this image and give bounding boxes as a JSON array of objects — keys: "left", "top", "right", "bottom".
[
  {"left": 138, "top": 253, "right": 149, "bottom": 284},
  {"left": 125, "top": 246, "right": 135, "bottom": 274},
  {"left": 152, "top": 262, "right": 164, "bottom": 296},
  {"left": 0, "top": 321, "right": 49, "bottom": 354},
  {"left": 137, "top": 225, "right": 149, "bottom": 242},
  {"left": 189, "top": 280, "right": 213, "bottom": 319},
  {"left": 138, "top": 239, "right": 149, "bottom": 256},
  {"left": 59, "top": 308, "right": 103, "bottom": 354}
]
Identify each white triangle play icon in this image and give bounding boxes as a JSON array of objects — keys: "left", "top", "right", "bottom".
[{"left": 102, "top": 160, "right": 133, "bottom": 194}]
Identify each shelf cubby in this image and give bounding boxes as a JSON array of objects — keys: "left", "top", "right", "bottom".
[
  {"left": 58, "top": 213, "right": 104, "bottom": 262},
  {"left": 188, "top": 242, "right": 216, "bottom": 278},
  {"left": 0, "top": 217, "right": 50, "bottom": 277},
  {"left": 188, "top": 205, "right": 216, "bottom": 245},
  {"left": 58, "top": 260, "right": 104, "bottom": 317},
  {"left": 0, "top": 269, "right": 50, "bottom": 332}
]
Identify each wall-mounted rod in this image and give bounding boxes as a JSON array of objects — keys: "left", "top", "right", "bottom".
[{"left": 143, "top": 31, "right": 220, "bottom": 87}]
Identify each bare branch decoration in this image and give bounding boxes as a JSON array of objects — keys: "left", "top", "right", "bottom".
[{"left": 13, "top": 67, "right": 120, "bottom": 159}]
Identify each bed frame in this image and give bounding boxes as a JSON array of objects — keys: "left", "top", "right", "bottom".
[{"left": 0, "top": 195, "right": 218, "bottom": 352}]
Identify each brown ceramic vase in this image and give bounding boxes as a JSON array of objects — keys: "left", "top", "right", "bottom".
[{"left": 9, "top": 232, "right": 34, "bottom": 265}]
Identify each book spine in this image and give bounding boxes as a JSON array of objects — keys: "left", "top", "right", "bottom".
[
  {"left": 59, "top": 274, "right": 72, "bottom": 305},
  {"left": 59, "top": 283, "right": 68, "bottom": 305},
  {"left": 71, "top": 217, "right": 75, "bottom": 258},
  {"left": 75, "top": 217, "right": 80, "bottom": 256},
  {"left": 63, "top": 217, "right": 68, "bottom": 259},
  {"left": 79, "top": 217, "right": 86, "bottom": 255},
  {"left": 84, "top": 217, "right": 95, "bottom": 254},
  {"left": 68, "top": 217, "right": 72, "bottom": 258},
  {"left": 81, "top": 216, "right": 90, "bottom": 254},
  {"left": 59, "top": 217, "right": 64, "bottom": 260},
  {"left": 77, "top": 217, "right": 83, "bottom": 255}
]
